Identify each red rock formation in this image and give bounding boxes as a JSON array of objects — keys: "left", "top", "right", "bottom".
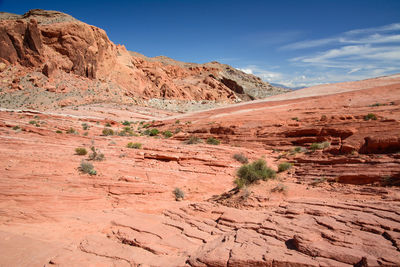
[{"left": 0, "top": 9, "right": 288, "bottom": 110}]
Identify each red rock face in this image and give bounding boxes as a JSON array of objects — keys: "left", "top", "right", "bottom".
[{"left": 0, "top": 9, "right": 287, "bottom": 108}]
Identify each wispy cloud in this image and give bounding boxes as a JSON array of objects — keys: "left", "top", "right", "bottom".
[
  {"left": 282, "top": 23, "right": 400, "bottom": 50},
  {"left": 238, "top": 23, "right": 400, "bottom": 88}
]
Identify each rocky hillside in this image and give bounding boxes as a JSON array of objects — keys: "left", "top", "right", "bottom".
[{"left": 0, "top": 9, "right": 288, "bottom": 111}]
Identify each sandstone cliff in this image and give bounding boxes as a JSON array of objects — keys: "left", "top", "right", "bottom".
[{"left": 0, "top": 9, "right": 288, "bottom": 110}]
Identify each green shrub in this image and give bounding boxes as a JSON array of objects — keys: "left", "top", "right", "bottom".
[
  {"left": 310, "top": 141, "right": 330, "bottom": 151},
  {"left": 149, "top": 128, "right": 159, "bottom": 136},
  {"left": 185, "top": 136, "right": 202, "bottom": 144},
  {"left": 66, "top": 127, "right": 77, "bottom": 134},
  {"left": 81, "top": 123, "right": 89, "bottom": 130},
  {"left": 174, "top": 128, "right": 182, "bottom": 134},
  {"left": 291, "top": 117, "right": 299, "bottom": 121},
  {"left": 126, "top": 142, "right": 142, "bottom": 149},
  {"left": 102, "top": 128, "right": 114, "bottom": 136},
  {"left": 278, "top": 162, "right": 293, "bottom": 172},
  {"left": 83, "top": 132, "right": 88, "bottom": 136},
  {"left": 105, "top": 122, "right": 112, "bottom": 127},
  {"left": 233, "top": 153, "right": 248, "bottom": 164},
  {"left": 118, "top": 126, "right": 134, "bottom": 136},
  {"left": 234, "top": 159, "right": 276, "bottom": 188},
  {"left": 173, "top": 188, "right": 185, "bottom": 200},
  {"left": 206, "top": 137, "right": 220, "bottom": 145},
  {"left": 79, "top": 160, "right": 96, "bottom": 175},
  {"left": 364, "top": 113, "right": 377, "bottom": 121},
  {"left": 12, "top": 126, "right": 20, "bottom": 130},
  {"left": 175, "top": 120, "right": 180, "bottom": 124},
  {"left": 163, "top": 130, "right": 173, "bottom": 138},
  {"left": 29, "top": 120, "right": 37, "bottom": 125},
  {"left": 56, "top": 130, "right": 62, "bottom": 134},
  {"left": 122, "top": 120, "right": 131, "bottom": 126},
  {"left": 88, "top": 146, "right": 104, "bottom": 161},
  {"left": 143, "top": 123, "right": 150, "bottom": 128},
  {"left": 75, "top": 147, "right": 87, "bottom": 155}
]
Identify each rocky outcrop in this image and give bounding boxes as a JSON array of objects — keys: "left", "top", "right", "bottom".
[{"left": 0, "top": 9, "right": 288, "bottom": 110}]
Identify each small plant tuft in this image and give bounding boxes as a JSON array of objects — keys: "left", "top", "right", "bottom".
[
  {"left": 173, "top": 188, "right": 185, "bottom": 200},
  {"left": 278, "top": 162, "right": 293, "bottom": 172},
  {"left": 66, "top": 127, "right": 77, "bottom": 134},
  {"left": 364, "top": 113, "right": 377, "bottom": 121},
  {"left": 126, "top": 142, "right": 142, "bottom": 149},
  {"left": 310, "top": 141, "right": 330, "bottom": 151},
  {"left": 56, "top": 130, "right": 62, "bottom": 134},
  {"left": 185, "top": 136, "right": 202, "bottom": 144},
  {"left": 233, "top": 153, "right": 248, "bottom": 164},
  {"left": 12, "top": 126, "right": 20, "bottom": 130},
  {"left": 75, "top": 147, "right": 87, "bottom": 155},
  {"left": 79, "top": 160, "right": 96, "bottom": 175},
  {"left": 88, "top": 145, "right": 104, "bottom": 161},
  {"left": 81, "top": 123, "right": 90, "bottom": 130},
  {"left": 234, "top": 159, "right": 276, "bottom": 189},
  {"left": 105, "top": 122, "right": 112, "bottom": 127},
  {"left": 149, "top": 128, "right": 159, "bottom": 136},
  {"left": 102, "top": 128, "right": 114, "bottom": 136},
  {"left": 163, "top": 130, "right": 173, "bottom": 138},
  {"left": 206, "top": 137, "right": 220, "bottom": 145},
  {"left": 122, "top": 120, "right": 131, "bottom": 126}
]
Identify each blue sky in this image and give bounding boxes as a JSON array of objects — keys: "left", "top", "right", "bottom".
[{"left": 1, "top": 0, "right": 400, "bottom": 87}]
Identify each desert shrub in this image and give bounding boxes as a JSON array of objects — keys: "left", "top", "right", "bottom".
[
  {"left": 81, "top": 123, "right": 89, "bottom": 130},
  {"left": 29, "top": 120, "right": 37, "bottom": 125},
  {"left": 118, "top": 126, "right": 134, "bottom": 136},
  {"left": 126, "top": 142, "right": 142, "bottom": 149},
  {"left": 102, "top": 128, "right": 114, "bottom": 136},
  {"left": 233, "top": 153, "right": 248, "bottom": 164},
  {"left": 83, "top": 132, "right": 88, "bottom": 136},
  {"left": 364, "top": 113, "right": 377, "bottom": 121},
  {"left": 291, "top": 117, "right": 299, "bottom": 121},
  {"left": 271, "top": 183, "right": 288, "bottom": 193},
  {"left": 88, "top": 146, "right": 104, "bottom": 161},
  {"left": 105, "top": 122, "right": 112, "bottom": 127},
  {"left": 66, "top": 127, "right": 77, "bottom": 134},
  {"left": 12, "top": 126, "right": 20, "bottom": 130},
  {"left": 79, "top": 160, "right": 96, "bottom": 175},
  {"left": 206, "top": 137, "right": 220, "bottom": 145},
  {"left": 185, "top": 136, "right": 202, "bottom": 144},
  {"left": 293, "top": 146, "right": 308, "bottom": 153},
  {"left": 175, "top": 120, "right": 180, "bottom": 124},
  {"left": 122, "top": 120, "right": 131, "bottom": 126},
  {"left": 278, "top": 162, "right": 293, "bottom": 172},
  {"left": 234, "top": 159, "right": 276, "bottom": 188},
  {"left": 173, "top": 188, "right": 185, "bottom": 200},
  {"left": 75, "top": 147, "right": 87, "bottom": 155},
  {"left": 149, "top": 128, "right": 159, "bottom": 136},
  {"left": 163, "top": 130, "right": 173, "bottom": 138},
  {"left": 142, "top": 123, "right": 150, "bottom": 128},
  {"left": 174, "top": 128, "right": 182, "bottom": 134},
  {"left": 310, "top": 141, "right": 330, "bottom": 151},
  {"left": 56, "top": 130, "right": 62, "bottom": 134}
]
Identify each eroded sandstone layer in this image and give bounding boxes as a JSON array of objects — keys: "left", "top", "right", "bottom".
[{"left": 0, "top": 74, "right": 399, "bottom": 266}]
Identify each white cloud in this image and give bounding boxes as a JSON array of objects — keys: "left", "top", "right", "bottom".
[
  {"left": 238, "top": 23, "right": 400, "bottom": 88},
  {"left": 282, "top": 22, "right": 400, "bottom": 50}
]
